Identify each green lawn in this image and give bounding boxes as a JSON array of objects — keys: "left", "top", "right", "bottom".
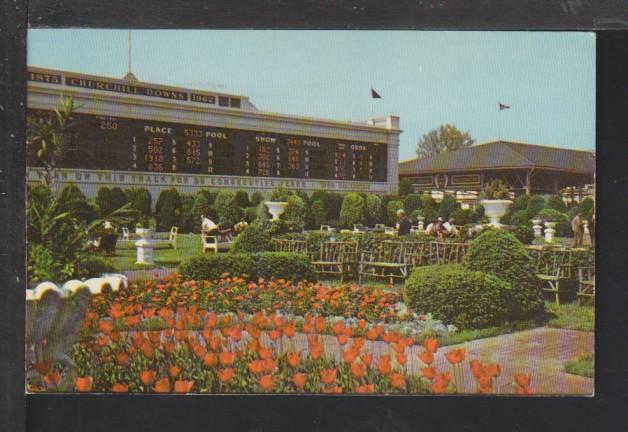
[
  {"left": 564, "top": 353, "right": 594, "bottom": 378},
  {"left": 101, "top": 233, "right": 203, "bottom": 271},
  {"left": 545, "top": 302, "right": 595, "bottom": 332}
]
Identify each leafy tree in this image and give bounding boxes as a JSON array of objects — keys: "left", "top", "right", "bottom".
[
  {"left": 191, "top": 190, "right": 217, "bottom": 232},
  {"left": 213, "top": 189, "right": 242, "bottom": 227},
  {"left": 398, "top": 177, "right": 413, "bottom": 197},
  {"left": 155, "top": 188, "right": 183, "bottom": 231},
  {"left": 438, "top": 195, "right": 461, "bottom": 220},
  {"left": 385, "top": 200, "right": 404, "bottom": 225},
  {"left": 579, "top": 197, "right": 595, "bottom": 219},
  {"left": 124, "top": 187, "right": 152, "bottom": 225},
  {"left": 282, "top": 195, "right": 306, "bottom": 232},
  {"left": 26, "top": 96, "right": 77, "bottom": 191},
  {"left": 250, "top": 191, "right": 265, "bottom": 206},
  {"left": 339, "top": 193, "right": 365, "bottom": 228},
  {"left": 234, "top": 190, "right": 250, "bottom": 208},
  {"left": 311, "top": 199, "right": 328, "bottom": 228},
  {"left": 180, "top": 193, "right": 196, "bottom": 233},
  {"left": 57, "top": 183, "right": 96, "bottom": 223},
  {"left": 545, "top": 194, "right": 567, "bottom": 213},
  {"left": 364, "top": 194, "right": 382, "bottom": 227},
  {"left": 416, "top": 124, "right": 475, "bottom": 159},
  {"left": 403, "top": 194, "right": 422, "bottom": 214}
]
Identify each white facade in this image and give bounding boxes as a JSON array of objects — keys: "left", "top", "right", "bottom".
[{"left": 27, "top": 67, "right": 402, "bottom": 197}]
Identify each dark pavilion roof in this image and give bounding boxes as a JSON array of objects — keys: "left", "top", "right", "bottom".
[{"left": 398, "top": 141, "right": 596, "bottom": 176}]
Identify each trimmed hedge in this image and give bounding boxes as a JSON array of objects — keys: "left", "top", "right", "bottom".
[
  {"left": 536, "top": 208, "right": 571, "bottom": 237},
  {"left": 340, "top": 193, "right": 365, "bottom": 228},
  {"left": 155, "top": 188, "right": 183, "bottom": 232},
  {"left": 462, "top": 229, "right": 544, "bottom": 320},
  {"left": 178, "top": 252, "right": 315, "bottom": 282},
  {"left": 404, "top": 265, "right": 511, "bottom": 329}
]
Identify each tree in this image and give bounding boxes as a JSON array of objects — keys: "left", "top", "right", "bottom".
[
  {"left": 364, "top": 194, "right": 382, "bottom": 227},
  {"left": 155, "top": 188, "right": 183, "bottom": 231},
  {"left": 125, "top": 187, "right": 152, "bottom": 224},
  {"left": 398, "top": 177, "right": 413, "bottom": 197},
  {"left": 213, "top": 189, "right": 242, "bottom": 227},
  {"left": 26, "top": 96, "right": 77, "bottom": 191},
  {"left": 339, "top": 193, "right": 365, "bottom": 228},
  {"left": 416, "top": 124, "right": 475, "bottom": 159}
]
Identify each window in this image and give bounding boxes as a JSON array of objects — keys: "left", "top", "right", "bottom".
[
  {"left": 218, "top": 96, "right": 229, "bottom": 107},
  {"left": 230, "top": 98, "right": 241, "bottom": 108}
]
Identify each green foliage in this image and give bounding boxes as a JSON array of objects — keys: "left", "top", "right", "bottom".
[
  {"left": 95, "top": 186, "right": 128, "bottom": 218},
  {"left": 242, "top": 206, "right": 258, "bottom": 223},
  {"left": 231, "top": 219, "right": 289, "bottom": 253},
  {"left": 364, "top": 194, "right": 382, "bottom": 227},
  {"left": 250, "top": 191, "right": 265, "bottom": 206},
  {"left": 462, "top": 229, "right": 544, "bottom": 320},
  {"left": 527, "top": 195, "right": 545, "bottom": 219},
  {"left": 234, "top": 190, "right": 250, "bottom": 208},
  {"left": 403, "top": 194, "right": 422, "bottom": 214},
  {"left": 57, "top": 183, "right": 96, "bottom": 223},
  {"left": 270, "top": 187, "right": 292, "bottom": 202},
  {"left": 449, "top": 208, "right": 470, "bottom": 226},
  {"left": 404, "top": 265, "right": 511, "bottom": 329},
  {"left": 124, "top": 187, "right": 152, "bottom": 224},
  {"left": 509, "top": 209, "right": 531, "bottom": 226},
  {"left": 180, "top": 193, "right": 196, "bottom": 233},
  {"left": 483, "top": 179, "right": 510, "bottom": 199},
  {"left": 510, "top": 224, "right": 534, "bottom": 245},
  {"left": 191, "top": 190, "right": 217, "bottom": 232},
  {"left": 311, "top": 191, "right": 343, "bottom": 222},
  {"left": 155, "top": 188, "right": 183, "bottom": 232},
  {"left": 536, "top": 208, "right": 571, "bottom": 237},
  {"left": 438, "top": 195, "right": 460, "bottom": 220},
  {"left": 545, "top": 194, "right": 567, "bottom": 213},
  {"left": 310, "top": 199, "right": 328, "bottom": 227},
  {"left": 75, "top": 255, "right": 117, "bottom": 279},
  {"left": 179, "top": 252, "right": 315, "bottom": 282},
  {"left": 416, "top": 124, "right": 475, "bottom": 159},
  {"left": 213, "top": 189, "right": 242, "bottom": 227},
  {"left": 579, "top": 197, "right": 595, "bottom": 219},
  {"left": 339, "top": 193, "right": 365, "bottom": 228},
  {"left": 282, "top": 194, "right": 307, "bottom": 231},
  {"left": 398, "top": 177, "right": 413, "bottom": 197},
  {"left": 385, "top": 200, "right": 404, "bottom": 225},
  {"left": 27, "top": 243, "right": 74, "bottom": 284}
]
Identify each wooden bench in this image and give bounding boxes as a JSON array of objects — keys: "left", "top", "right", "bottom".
[
  {"left": 429, "top": 241, "right": 468, "bottom": 265},
  {"left": 577, "top": 266, "right": 595, "bottom": 305},
  {"left": 311, "top": 241, "right": 358, "bottom": 282},
  {"left": 201, "top": 232, "right": 234, "bottom": 253},
  {"left": 529, "top": 248, "right": 570, "bottom": 306},
  {"left": 358, "top": 241, "right": 413, "bottom": 284},
  {"left": 273, "top": 239, "right": 308, "bottom": 254}
]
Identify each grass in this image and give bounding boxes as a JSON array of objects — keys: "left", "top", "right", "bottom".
[
  {"left": 564, "top": 354, "right": 594, "bottom": 378},
  {"left": 545, "top": 301, "right": 594, "bottom": 332},
  {"left": 439, "top": 320, "right": 538, "bottom": 346},
  {"left": 100, "top": 233, "right": 203, "bottom": 271}
]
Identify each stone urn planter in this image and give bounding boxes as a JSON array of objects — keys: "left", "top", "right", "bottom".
[
  {"left": 480, "top": 199, "right": 512, "bottom": 227},
  {"left": 544, "top": 221, "right": 557, "bottom": 243},
  {"left": 264, "top": 201, "right": 288, "bottom": 221}
]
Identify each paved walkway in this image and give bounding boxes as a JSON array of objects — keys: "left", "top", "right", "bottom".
[{"left": 123, "top": 267, "right": 177, "bottom": 281}]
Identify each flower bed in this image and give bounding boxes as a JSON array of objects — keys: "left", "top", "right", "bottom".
[{"left": 27, "top": 275, "right": 535, "bottom": 394}]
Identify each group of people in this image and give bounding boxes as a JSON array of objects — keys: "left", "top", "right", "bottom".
[
  {"left": 571, "top": 212, "right": 595, "bottom": 248},
  {"left": 394, "top": 210, "right": 458, "bottom": 239},
  {"left": 200, "top": 215, "right": 249, "bottom": 241}
]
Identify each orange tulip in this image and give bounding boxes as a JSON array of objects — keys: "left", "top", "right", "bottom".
[
  {"left": 287, "top": 352, "right": 301, "bottom": 368},
  {"left": 395, "top": 352, "right": 407, "bottom": 365},
  {"left": 322, "top": 385, "right": 343, "bottom": 394},
  {"left": 342, "top": 347, "right": 358, "bottom": 364},
  {"left": 486, "top": 364, "right": 501, "bottom": 379},
  {"left": 366, "top": 328, "right": 378, "bottom": 340},
  {"left": 419, "top": 350, "right": 434, "bottom": 365},
  {"left": 259, "top": 374, "right": 274, "bottom": 391},
  {"left": 431, "top": 371, "right": 451, "bottom": 393},
  {"left": 140, "top": 341, "right": 155, "bottom": 359},
  {"left": 174, "top": 380, "right": 194, "bottom": 393},
  {"left": 218, "top": 368, "right": 234, "bottom": 384},
  {"left": 168, "top": 365, "right": 181, "bottom": 379},
  {"left": 421, "top": 367, "right": 436, "bottom": 381},
  {"left": 209, "top": 336, "right": 222, "bottom": 352},
  {"left": 115, "top": 351, "right": 130, "bottom": 366},
  {"left": 315, "top": 317, "right": 326, "bottom": 333},
  {"left": 111, "top": 383, "right": 128, "bottom": 393},
  {"left": 98, "top": 320, "right": 113, "bottom": 334},
  {"left": 355, "top": 383, "right": 374, "bottom": 393},
  {"left": 162, "top": 341, "right": 175, "bottom": 355},
  {"left": 283, "top": 323, "right": 295, "bottom": 338},
  {"left": 43, "top": 371, "right": 61, "bottom": 387},
  {"left": 320, "top": 369, "right": 337, "bottom": 384},
  {"left": 389, "top": 373, "right": 405, "bottom": 389},
  {"left": 377, "top": 355, "right": 392, "bottom": 375},
  {"left": 292, "top": 372, "right": 307, "bottom": 388},
  {"left": 332, "top": 321, "right": 345, "bottom": 335},
  {"left": 515, "top": 384, "right": 534, "bottom": 395},
  {"left": 74, "top": 376, "right": 93, "bottom": 392},
  {"left": 140, "top": 370, "right": 157, "bottom": 386},
  {"left": 360, "top": 353, "right": 373, "bottom": 366},
  {"left": 351, "top": 362, "right": 366, "bottom": 378},
  {"left": 153, "top": 377, "right": 170, "bottom": 393},
  {"left": 423, "top": 337, "right": 439, "bottom": 354},
  {"left": 258, "top": 347, "right": 273, "bottom": 360},
  {"left": 310, "top": 345, "right": 322, "bottom": 360},
  {"left": 357, "top": 319, "right": 367, "bottom": 329},
  {"left": 444, "top": 348, "right": 466, "bottom": 365},
  {"left": 262, "top": 358, "right": 277, "bottom": 373},
  {"left": 337, "top": 334, "right": 349, "bottom": 346},
  {"left": 219, "top": 351, "right": 235, "bottom": 366},
  {"left": 469, "top": 359, "right": 483, "bottom": 379},
  {"left": 514, "top": 374, "right": 531, "bottom": 388},
  {"left": 391, "top": 342, "right": 405, "bottom": 354},
  {"left": 268, "top": 329, "right": 282, "bottom": 341},
  {"left": 248, "top": 360, "right": 264, "bottom": 375}
]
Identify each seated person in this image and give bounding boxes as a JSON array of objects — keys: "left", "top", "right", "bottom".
[
  {"left": 443, "top": 218, "right": 459, "bottom": 237},
  {"left": 201, "top": 215, "right": 220, "bottom": 235},
  {"left": 234, "top": 218, "right": 249, "bottom": 234}
]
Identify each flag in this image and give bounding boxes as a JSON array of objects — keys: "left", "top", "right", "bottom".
[
  {"left": 499, "top": 102, "right": 510, "bottom": 110},
  {"left": 371, "top": 88, "right": 382, "bottom": 99}
]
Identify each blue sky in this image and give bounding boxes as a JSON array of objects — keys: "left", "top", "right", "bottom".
[{"left": 28, "top": 30, "right": 595, "bottom": 160}]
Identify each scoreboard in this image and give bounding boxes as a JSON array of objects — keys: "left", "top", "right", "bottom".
[{"left": 27, "top": 110, "right": 388, "bottom": 183}]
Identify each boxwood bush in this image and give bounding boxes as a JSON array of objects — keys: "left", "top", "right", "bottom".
[
  {"left": 231, "top": 219, "right": 289, "bottom": 253},
  {"left": 178, "top": 252, "right": 315, "bottom": 282},
  {"left": 536, "top": 208, "right": 571, "bottom": 237},
  {"left": 404, "top": 265, "right": 511, "bottom": 329},
  {"left": 340, "top": 193, "right": 365, "bottom": 228},
  {"left": 462, "top": 229, "right": 544, "bottom": 320}
]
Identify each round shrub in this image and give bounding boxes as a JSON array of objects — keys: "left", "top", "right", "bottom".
[
  {"left": 57, "top": 183, "right": 96, "bottom": 223},
  {"left": 234, "top": 190, "right": 250, "bottom": 208},
  {"left": 404, "top": 265, "right": 511, "bottom": 329},
  {"left": 526, "top": 195, "right": 545, "bottom": 219},
  {"left": 398, "top": 177, "right": 413, "bottom": 197},
  {"left": 191, "top": 190, "right": 217, "bottom": 232},
  {"left": 340, "top": 193, "right": 365, "bottom": 228},
  {"left": 462, "top": 229, "right": 544, "bottom": 320},
  {"left": 545, "top": 194, "right": 567, "bottom": 213},
  {"left": 536, "top": 208, "right": 571, "bottom": 237},
  {"left": 155, "top": 188, "right": 183, "bottom": 232},
  {"left": 250, "top": 191, "right": 265, "bottom": 206},
  {"left": 231, "top": 221, "right": 273, "bottom": 253},
  {"left": 76, "top": 255, "right": 117, "bottom": 278},
  {"left": 124, "top": 187, "right": 152, "bottom": 224},
  {"left": 180, "top": 193, "right": 196, "bottom": 233},
  {"left": 364, "top": 194, "right": 382, "bottom": 227},
  {"left": 385, "top": 200, "right": 404, "bottom": 225},
  {"left": 438, "top": 195, "right": 461, "bottom": 220},
  {"left": 579, "top": 197, "right": 595, "bottom": 219},
  {"left": 510, "top": 224, "right": 534, "bottom": 245},
  {"left": 509, "top": 209, "right": 531, "bottom": 226},
  {"left": 95, "top": 186, "right": 128, "bottom": 218},
  {"left": 404, "top": 194, "right": 422, "bottom": 214},
  {"left": 449, "top": 208, "right": 470, "bottom": 226},
  {"left": 242, "top": 206, "right": 258, "bottom": 223},
  {"left": 213, "top": 189, "right": 242, "bottom": 227},
  {"left": 282, "top": 194, "right": 306, "bottom": 231},
  {"left": 310, "top": 199, "right": 328, "bottom": 227}
]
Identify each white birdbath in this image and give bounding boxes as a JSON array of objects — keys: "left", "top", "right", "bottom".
[
  {"left": 544, "top": 222, "right": 556, "bottom": 243},
  {"left": 264, "top": 201, "right": 288, "bottom": 221},
  {"left": 531, "top": 218, "right": 543, "bottom": 238},
  {"left": 480, "top": 199, "right": 512, "bottom": 227},
  {"left": 135, "top": 228, "right": 154, "bottom": 264}
]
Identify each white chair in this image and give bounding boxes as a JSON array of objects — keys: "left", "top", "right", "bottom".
[
  {"left": 320, "top": 225, "right": 333, "bottom": 232},
  {"left": 201, "top": 233, "right": 233, "bottom": 253},
  {"left": 384, "top": 227, "right": 398, "bottom": 236},
  {"left": 169, "top": 227, "right": 179, "bottom": 249},
  {"left": 121, "top": 227, "right": 130, "bottom": 241}
]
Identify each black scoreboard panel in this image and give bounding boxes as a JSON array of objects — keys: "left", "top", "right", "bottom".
[{"left": 27, "top": 110, "right": 388, "bottom": 182}]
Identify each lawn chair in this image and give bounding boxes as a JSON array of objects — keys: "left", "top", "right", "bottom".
[
  {"left": 320, "top": 225, "right": 333, "bottom": 232},
  {"left": 311, "top": 241, "right": 358, "bottom": 282},
  {"left": 577, "top": 266, "right": 595, "bottom": 305},
  {"left": 358, "top": 241, "right": 411, "bottom": 284},
  {"left": 384, "top": 227, "right": 397, "bottom": 236},
  {"left": 274, "top": 239, "right": 308, "bottom": 253},
  {"left": 169, "top": 227, "right": 179, "bottom": 249},
  {"left": 429, "top": 241, "right": 468, "bottom": 265},
  {"left": 201, "top": 232, "right": 234, "bottom": 253},
  {"left": 353, "top": 224, "right": 367, "bottom": 233},
  {"left": 532, "top": 248, "right": 569, "bottom": 306}
]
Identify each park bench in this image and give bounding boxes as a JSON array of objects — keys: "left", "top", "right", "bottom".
[
  {"left": 319, "top": 225, "right": 333, "bottom": 232},
  {"left": 358, "top": 240, "right": 414, "bottom": 284},
  {"left": 201, "top": 231, "right": 234, "bottom": 253},
  {"left": 152, "top": 227, "right": 179, "bottom": 249},
  {"left": 528, "top": 247, "right": 570, "bottom": 306},
  {"left": 273, "top": 239, "right": 308, "bottom": 254},
  {"left": 577, "top": 265, "right": 595, "bottom": 305},
  {"left": 311, "top": 241, "right": 358, "bottom": 282},
  {"left": 429, "top": 241, "right": 468, "bottom": 265},
  {"left": 404, "top": 240, "right": 431, "bottom": 269}
]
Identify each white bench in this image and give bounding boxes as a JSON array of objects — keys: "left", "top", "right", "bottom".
[
  {"left": 152, "top": 227, "right": 179, "bottom": 249},
  {"left": 201, "top": 233, "right": 233, "bottom": 253}
]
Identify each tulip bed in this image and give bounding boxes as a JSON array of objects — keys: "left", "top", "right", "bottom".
[{"left": 27, "top": 275, "right": 535, "bottom": 394}]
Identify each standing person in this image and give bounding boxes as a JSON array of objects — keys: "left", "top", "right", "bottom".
[
  {"left": 587, "top": 212, "right": 595, "bottom": 248},
  {"left": 396, "top": 209, "right": 411, "bottom": 236},
  {"left": 571, "top": 212, "right": 584, "bottom": 247}
]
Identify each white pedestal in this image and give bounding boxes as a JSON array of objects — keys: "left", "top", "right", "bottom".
[
  {"left": 544, "top": 222, "right": 556, "bottom": 244},
  {"left": 135, "top": 228, "right": 154, "bottom": 264},
  {"left": 418, "top": 217, "right": 425, "bottom": 231},
  {"left": 531, "top": 219, "right": 543, "bottom": 238}
]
